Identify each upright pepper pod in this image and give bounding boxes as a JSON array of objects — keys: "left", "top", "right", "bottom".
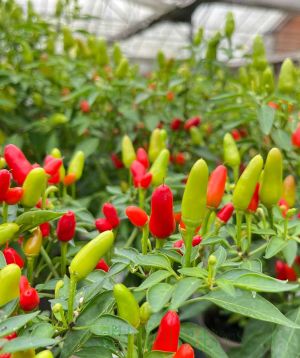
[
  {"left": 102, "top": 203, "right": 120, "bottom": 228},
  {"left": 149, "top": 184, "right": 175, "bottom": 239},
  {"left": 125, "top": 206, "right": 148, "bottom": 227},
  {"left": 122, "top": 135, "right": 136, "bottom": 168},
  {"left": 184, "top": 117, "right": 201, "bottom": 131},
  {"left": 115, "top": 57, "right": 129, "bottom": 79},
  {"left": 262, "top": 67, "right": 275, "bottom": 94},
  {"left": 149, "top": 149, "right": 170, "bottom": 186},
  {"left": 130, "top": 160, "right": 146, "bottom": 187},
  {"left": 35, "top": 351, "right": 54, "bottom": 358},
  {"left": 113, "top": 283, "right": 140, "bottom": 328},
  {"left": 0, "top": 264, "right": 21, "bottom": 307},
  {"left": 51, "top": 148, "right": 65, "bottom": 182},
  {"left": 139, "top": 302, "right": 152, "bottom": 325},
  {"left": 0, "top": 223, "right": 20, "bottom": 245},
  {"left": 233, "top": 155, "right": 263, "bottom": 211},
  {"left": 21, "top": 168, "right": 46, "bottom": 208},
  {"left": 3, "top": 247, "right": 24, "bottom": 268},
  {"left": 56, "top": 211, "right": 76, "bottom": 242},
  {"left": 278, "top": 58, "right": 295, "bottom": 94},
  {"left": 259, "top": 148, "right": 283, "bottom": 208},
  {"left": 19, "top": 276, "right": 40, "bottom": 311},
  {"left": 4, "top": 187, "right": 23, "bottom": 205},
  {"left": 225, "top": 12, "right": 235, "bottom": 39},
  {"left": 181, "top": 159, "right": 208, "bottom": 229},
  {"left": 95, "top": 218, "right": 113, "bottom": 233},
  {"left": 252, "top": 35, "right": 267, "bottom": 71},
  {"left": 217, "top": 203, "right": 234, "bottom": 224},
  {"left": 152, "top": 311, "right": 180, "bottom": 352},
  {"left": 4, "top": 144, "right": 32, "bottom": 185},
  {"left": 174, "top": 344, "right": 195, "bottom": 358},
  {"left": 247, "top": 183, "right": 260, "bottom": 213},
  {"left": 0, "top": 169, "right": 10, "bottom": 201},
  {"left": 67, "top": 151, "right": 85, "bottom": 181},
  {"left": 189, "top": 127, "right": 203, "bottom": 145},
  {"left": 223, "top": 133, "right": 240, "bottom": 170},
  {"left": 23, "top": 228, "right": 42, "bottom": 257},
  {"left": 148, "top": 129, "right": 165, "bottom": 163},
  {"left": 69, "top": 230, "right": 114, "bottom": 280},
  {"left": 205, "top": 32, "right": 221, "bottom": 62},
  {"left": 282, "top": 175, "right": 296, "bottom": 208},
  {"left": 136, "top": 148, "right": 149, "bottom": 169},
  {"left": 207, "top": 165, "right": 227, "bottom": 209}
]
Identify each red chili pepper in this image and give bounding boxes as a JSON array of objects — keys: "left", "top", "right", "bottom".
[
  {"left": 3, "top": 247, "right": 24, "bottom": 268},
  {"left": 111, "top": 153, "right": 124, "bottom": 169},
  {"left": 4, "top": 144, "right": 32, "bottom": 185},
  {"left": 140, "top": 172, "right": 152, "bottom": 189},
  {"left": 278, "top": 198, "right": 289, "bottom": 218},
  {"left": 217, "top": 203, "right": 234, "bottom": 223},
  {"left": 166, "top": 91, "right": 174, "bottom": 102},
  {"left": 4, "top": 187, "right": 23, "bottom": 205},
  {"left": 268, "top": 101, "right": 279, "bottom": 110},
  {"left": 48, "top": 171, "right": 60, "bottom": 184},
  {"left": 19, "top": 276, "right": 40, "bottom": 311},
  {"left": 173, "top": 240, "right": 184, "bottom": 249},
  {"left": 5, "top": 332, "right": 17, "bottom": 341},
  {"left": 152, "top": 310, "right": 180, "bottom": 352},
  {"left": 247, "top": 183, "right": 260, "bottom": 213},
  {"left": 207, "top": 165, "right": 227, "bottom": 209},
  {"left": 174, "top": 344, "right": 195, "bottom": 358},
  {"left": 125, "top": 206, "right": 148, "bottom": 227},
  {"left": 170, "top": 118, "right": 183, "bottom": 131},
  {"left": 40, "top": 222, "right": 50, "bottom": 237},
  {"left": 80, "top": 100, "right": 90, "bottom": 113},
  {"left": 231, "top": 129, "right": 241, "bottom": 141},
  {"left": 130, "top": 160, "right": 146, "bottom": 187},
  {"left": 173, "top": 235, "right": 202, "bottom": 250},
  {"left": 43, "top": 155, "right": 62, "bottom": 176},
  {"left": 63, "top": 173, "right": 76, "bottom": 186},
  {"left": 174, "top": 153, "right": 186, "bottom": 166},
  {"left": 292, "top": 125, "right": 300, "bottom": 147},
  {"left": 102, "top": 203, "right": 120, "bottom": 228},
  {"left": 174, "top": 212, "right": 182, "bottom": 224},
  {"left": 95, "top": 218, "right": 113, "bottom": 232},
  {"left": 56, "top": 211, "right": 76, "bottom": 242},
  {"left": 149, "top": 184, "right": 175, "bottom": 239},
  {"left": 95, "top": 258, "right": 110, "bottom": 272},
  {"left": 0, "top": 169, "right": 10, "bottom": 201},
  {"left": 275, "top": 260, "right": 297, "bottom": 281},
  {"left": 137, "top": 148, "right": 149, "bottom": 169},
  {"left": 184, "top": 116, "right": 201, "bottom": 131}
]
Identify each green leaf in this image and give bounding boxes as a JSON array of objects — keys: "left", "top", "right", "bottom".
[
  {"left": 217, "top": 279, "right": 236, "bottom": 297},
  {"left": 135, "top": 270, "right": 172, "bottom": 291},
  {"left": 16, "top": 210, "right": 64, "bottom": 233},
  {"left": 180, "top": 323, "right": 228, "bottom": 358},
  {"left": 135, "top": 254, "right": 171, "bottom": 270},
  {"left": 76, "top": 138, "right": 100, "bottom": 158},
  {"left": 283, "top": 239, "right": 297, "bottom": 266},
  {"left": 1, "top": 337, "right": 56, "bottom": 353},
  {"left": 147, "top": 283, "right": 174, "bottom": 313},
  {"left": 178, "top": 267, "right": 207, "bottom": 278},
  {"left": 271, "top": 308, "right": 300, "bottom": 358},
  {"left": 89, "top": 315, "right": 137, "bottom": 336},
  {"left": 200, "top": 289, "right": 300, "bottom": 328},
  {"left": 240, "top": 259, "right": 262, "bottom": 272},
  {"left": 258, "top": 105, "right": 275, "bottom": 135},
  {"left": 75, "top": 347, "right": 112, "bottom": 358},
  {"left": 213, "top": 246, "right": 227, "bottom": 267},
  {"left": 23, "top": 322, "right": 55, "bottom": 339},
  {"left": 264, "top": 237, "right": 287, "bottom": 259},
  {"left": 0, "top": 312, "right": 39, "bottom": 338},
  {"left": 145, "top": 352, "right": 173, "bottom": 358},
  {"left": 271, "top": 129, "right": 292, "bottom": 151},
  {"left": 170, "top": 278, "right": 203, "bottom": 310}
]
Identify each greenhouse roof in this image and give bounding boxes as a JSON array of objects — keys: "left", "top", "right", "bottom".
[{"left": 16, "top": 0, "right": 300, "bottom": 60}]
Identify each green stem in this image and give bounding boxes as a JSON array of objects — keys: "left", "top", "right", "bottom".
[
  {"left": 201, "top": 209, "right": 211, "bottom": 236},
  {"left": 138, "top": 188, "right": 145, "bottom": 209},
  {"left": 137, "top": 327, "right": 143, "bottom": 358},
  {"left": 245, "top": 213, "right": 252, "bottom": 253},
  {"left": 61, "top": 242, "right": 68, "bottom": 277},
  {"left": 233, "top": 165, "right": 239, "bottom": 184},
  {"left": 125, "top": 228, "right": 138, "bottom": 248},
  {"left": 236, "top": 211, "right": 243, "bottom": 249},
  {"left": 2, "top": 202, "right": 8, "bottom": 223},
  {"left": 249, "top": 242, "right": 268, "bottom": 257},
  {"left": 67, "top": 274, "right": 77, "bottom": 323},
  {"left": 71, "top": 183, "right": 76, "bottom": 199},
  {"left": 184, "top": 227, "right": 194, "bottom": 267},
  {"left": 268, "top": 207, "right": 274, "bottom": 229},
  {"left": 40, "top": 246, "right": 59, "bottom": 278},
  {"left": 283, "top": 217, "right": 288, "bottom": 240},
  {"left": 127, "top": 334, "right": 135, "bottom": 358},
  {"left": 155, "top": 239, "right": 165, "bottom": 249},
  {"left": 26, "top": 257, "right": 35, "bottom": 284},
  {"left": 141, "top": 225, "right": 149, "bottom": 255}
]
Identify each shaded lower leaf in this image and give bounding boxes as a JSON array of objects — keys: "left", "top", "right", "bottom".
[
  {"left": 0, "top": 312, "right": 39, "bottom": 338},
  {"left": 170, "top": 278, "right": 203, "bottom": 310},
  {"left": 147, "top": 283, "right": 174, "bottom": 313},
  {"left": 135, "top": 270, "right": 172, "bottom": 291},
  {"left": 264, "top": 237, "right": 287, "bottom": 259},
  {"left": 89, "top": 315, "right": 137, "bottom": 336},
  {"left": 1, "top": 337, "right": 56, "bottom": 353}
]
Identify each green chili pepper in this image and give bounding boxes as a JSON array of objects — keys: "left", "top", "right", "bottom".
[
  {"left": 239, "top": 67, "right": 249, "bottom": 87},
  {"left": 262, "top": 67, "right": 274, "bottom": 94},
  {"left": 23, "top": 228, "right": 42, "bottom": 257},
  {"left": 113, "top": 283, "right": 140, "bottom": 328},
  {"left": 225, "top": 12, "right": 235, "bottom": 39},
  {"left": 278, "top": 58, "right": 295, "bottom": 94},
  {"left": 0, "top": 263, "right": 21, "bottom": 307},
  {"left": 63, "top": 27, "right": 74, "bottom": 51},
  {"left": 223, "top": 133, "right": 241, "bottom": 169},
  {"left": 12, "top": 349, "right": 35, "bottom": 358},
  {"left": 252, "top": 35, "right": 267, "bottom": 71},
  {"left": 189, "top": 127, "right": 203, "bottom": 145},
  {"left": 67, "top": 151, "right": 85, "bottom": 181},
  {"left": 35, "top": 351, "right": 54, "bottom": 358},
  {"left": 96, "top": 38, "right": 109, "bottom": 66},
  {"left": 69, "top": 230, "right": 114, "bottom": 280},
  {"left": 282, "top": 175, "right": 296, "bottom": 208},
  {"left": 205, "top": 32, "right": 221, "bottom": 62},
  {"left": 259, "top": 148, "right": 283, "bottom": 208},
  {"left": 140, "top": 302, "right": 152, "bottom": 325},
  {"left": 122, "top": 135, "right": 136, "bottom": 168},
  {"left": 0, "top": 223, "right": 19, "bottom": 245},
  {"left": 148, "top": 129, "right": 165, "bottom": 163},
  {"left": 193, "top": 27, "right": 203, "bottom": 46},
  {"left": 149, "top": 149, "right": 170, "bottom": 186},
  {"left": 115, "top": 57, "right": 129, "bottom": 78},
  {"left": 113, "top": 42, "right": 122, "bottom": 65},
  {"left": 233, "top": 155, "right": 264, "bottom": 211},
  {"left": 181, "top": 159, "right": 208, "bottom": 228},
  {"left": 21, "top": 168, "right": 46, "bottom": 208}
]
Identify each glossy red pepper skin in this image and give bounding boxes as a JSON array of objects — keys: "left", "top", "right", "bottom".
[
  {"left": 111, "top": 153, "right": 124, "bottom": 169},
  {"left": 125, "top": 206, "right": 148, "bottom": 227},
  {"left": 0, "top": 169, "right": 11, "bottom": 201},
  {"left": 206, "top": 165, "right": 227, "bottom": 209},
  {"left": 174, "top": 344, "right": 195, "bottom": 358},
  {"left": 231, "top": 129, "right": 241, "bottom": 141},
  {"left": 102, "top": 203, "right": 120, "bottom": 228},
  {"left": 95, "top": 218, "right": 113, "bottom": 232},
  {"left": 170, "top": 118, "right": 183, "bottom": 131},
  {"left": 3, "top": 247, "right": 24, "bottom": 268},
  {"left": 173, "top": 236, "right": 202, "bottom": 250},
  {"left": 56, "top": 211, "right": 76, "bottom": 242},
  {"left": 95, "top": 258, "right": 110, "bottom": 272},
  {"left": 152, "top": 310, "right": 180, "bottom": 352},
  {"left": 137, "top": 148, "right": 149, "bottom": 169},
  {"left": 247, "top": 183, "right": 260, "bottom": 213},
  {"left": 217, "top": 203, "right": 234, "bottom": 223},
  {"left": 43, "top": 155, "right": 62, "bottom": 176},
  {"left": 140, "top": 172, "right": 152, "bottom": 189},
  {"left": 130, "top": 160, "right": 146, "bottom": 187},
  {"left": 4, "top": 144, "right": 32, "bottom": 185},
  {"left": 184, "top": 117, "right": 201, "bottom": 131},
  {"left": 19, "top": 276, "right": 40, "bottom": 311},
  {"left": 63, "top": 173, "right": 76, "bottom": 186},
  {"left": 149, "top": 185, "right": 175, "bottom": 239},
  {"left": 4, "top": 187, "right": 23, "bottom": 205},
  {"left": 40, "top": 222, "right": 50, "bottom": 237},
  {"left": 174, "top": 153, "right": 186, "bottom": 166},
  {"left": 275, "top": 260, "right": 297, "bottom": 281},
  {"left": 292, "top": 126, "right": 300, "bottom": 147}
]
